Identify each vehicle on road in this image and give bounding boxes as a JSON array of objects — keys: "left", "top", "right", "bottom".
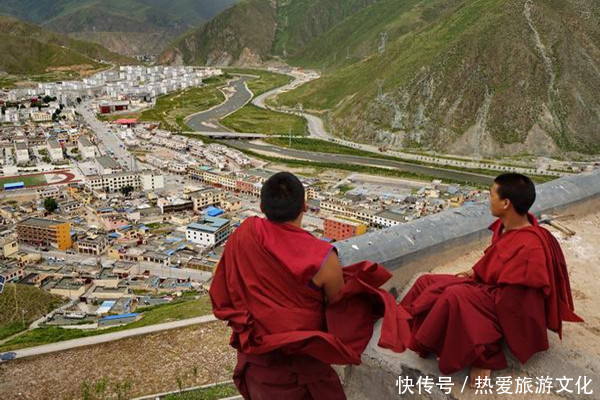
[{"left": 0, "top": 352, "right": 16, "bottom": 361}]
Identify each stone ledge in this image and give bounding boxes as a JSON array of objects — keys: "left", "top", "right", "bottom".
[{"left": 335, "top": 169, "right": 600, "bottom": 289}]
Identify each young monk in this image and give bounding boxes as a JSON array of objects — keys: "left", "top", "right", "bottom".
[
  {"left": 400, "top": 173, "right": 583, "bottom": 386},
  {"left": 210, "top": 172, "right": 411, "bottom": 400}
]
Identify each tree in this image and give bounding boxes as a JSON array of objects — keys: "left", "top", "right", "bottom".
[
  {"left": 120, "top": 185, "right": 135, "bottom": 197},
  {"left": 76, "top": 97, "right": 82, "bottom": 104},
  {"left": 44, "top": 197, "right": 58, "bottom": 213}
]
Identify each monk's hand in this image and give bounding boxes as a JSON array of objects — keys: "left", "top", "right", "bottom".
[{"left": 455, "top": 269, "right": 474, "bottom": 279}]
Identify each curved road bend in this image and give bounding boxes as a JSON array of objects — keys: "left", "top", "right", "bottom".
[
  {"left": 228, "top": 141, "right": 494, "bottom": 185},
  {"left": 186, "top": 77, "right": 253, "bottom": 132},
  {"left": 0, "top": 315, "right": 217, "bottom": 362},
  {"left": 186, "top": 72, "right": 494, "bottom": 184}
]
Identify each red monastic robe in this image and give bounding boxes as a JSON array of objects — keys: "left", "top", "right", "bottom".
[
  {"left": 210, "top": 217, "right": 411, "bottom": 400},
  {"left": 400, "top": 214, "right": 583, "bottom": 374}
]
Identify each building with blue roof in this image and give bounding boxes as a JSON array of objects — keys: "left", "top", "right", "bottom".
[
  {"left": 4, "top": 182, "right": 24, "bottom": 191},
  {"left": 204, "top": 206, "right": 224, "bottom": 217},
  {"left": 98, "top": 313, "right": 140, "bottom": 327},
  {"left": 186, "top": 216, "right": 231, "bottom": 247}
]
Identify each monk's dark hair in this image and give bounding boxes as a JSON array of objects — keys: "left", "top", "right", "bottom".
[
  {"left": 494, "top": 173, "right": 536, "bottom": 215},
  {"left": 261, "top": 172, "right": 305, "bottom": 222}
]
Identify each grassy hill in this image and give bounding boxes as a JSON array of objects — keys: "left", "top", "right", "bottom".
[
  {"left": 160, "top": 0, "right": 277, "bottom": 66},
  {"left": 0, "top": 15, "right": 134, "bottom": 74},
  {"left": 0, "top": 283, "right": 66, "bottom": 340},
  {"left": 161, "top": 0, "right": 600, "bottom": 156},
  {"left": 0, "top": 0, "right": 239, "bottom": 55},
  {"left": 160, "top": 0, "right": 377, "bottom": 65},
  {"left": 274, "top": 0, "right": 600, "bottom": 156}
]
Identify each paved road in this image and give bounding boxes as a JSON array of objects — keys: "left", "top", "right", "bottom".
[
  {"left": 78, "top": 103, "right": 134, "bottom": 170},
  {"left": 249, "top": 70, "right": 563, "bottom": 177},
  {"left": 228, "top": 141, "right": 495, "bottom": 185},
  {"left": 0, "top": 315, "right": 217, "bottom": 362},
  {"left": 186, "top": 77, "right": 253, "bottom": 132}
]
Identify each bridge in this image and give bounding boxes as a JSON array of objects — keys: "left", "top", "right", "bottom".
[{"left": 181, "top": 131, "right": 287, "bottom": 140}]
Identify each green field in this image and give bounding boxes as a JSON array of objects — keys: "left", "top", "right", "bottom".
[
  {"left": 0, "top": 296, "right": 213, "bottom": 352},
  {"left": 219, "top": 69, "right": 308, "bottom": 136},
  {"left": 0, "top": 174, "right": 47, "bottom": 189},
  {"left": 262, "top": 137, "right": 557, "bottom": 183},
  {"left": 221, "top": 104, "right": 307, "bottom": 136},
  {"left": 226, "top": 68, "right": 293, "bottom": 97},
  {"left": 108, "top": 75, "right": 230, "bottom": 132}
]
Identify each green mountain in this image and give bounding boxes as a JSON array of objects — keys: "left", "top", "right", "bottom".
[
  {"left": 164, "top": 0, "right": 600, "bottom": 156},
  {"left": 0, "top": 15, "right": 133, "bottom": 74},
  {"left": 160, "top": 0, "right": 377, "bottom": 65},
  {"left": 0, "top": 0, "right": 239, "bottom": 55}
]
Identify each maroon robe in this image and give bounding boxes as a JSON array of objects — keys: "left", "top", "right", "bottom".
[
  {"left": 210, "top": 217, "right": 411, "bottom": 400},
  {"left": 400, "top": 214, "right": 583, "bottom": 374}
]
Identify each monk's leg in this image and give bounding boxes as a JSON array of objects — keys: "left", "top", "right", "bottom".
[
  {"left": 234, "top": 352, "right": 346, "bottom": 400},
  {"left": 400, "top": 274, "right": 469, "bottom": 357},
  {"left": 412, "top": 284, "right": 506, "bottom": 375},
  {"left": 400, "top": 274, "right": 454, "bottom": 307}
]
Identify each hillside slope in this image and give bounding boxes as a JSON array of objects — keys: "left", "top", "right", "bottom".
[
  {"left": 160, "top": 0, "right": 600, "bottom": 156},
  {"left": 275, "top": 0, "right": 600, "bottom": 156},
  {"left": 159, "top": 0, "right": 378, "bottom": 65},
  {"left": 0, "top": 15, "right": 133, "bottom": 74},
  {"left": 0, "top": 0, "right": 239, "bottom": 55},
  {"left": 0, "top": 283, "right": 65, "bottom": 340}
]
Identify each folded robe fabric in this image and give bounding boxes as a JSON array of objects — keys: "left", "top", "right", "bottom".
[
  {"left": 209, "top": 216, "right": 411, "bottom": 398},
  {"left": 400, "top": 214, "right": 583, "bottom": 374}
]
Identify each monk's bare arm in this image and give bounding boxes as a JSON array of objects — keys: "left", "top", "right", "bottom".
[{"left": 312, "top": 251, "right": 344, "bottom": 302}]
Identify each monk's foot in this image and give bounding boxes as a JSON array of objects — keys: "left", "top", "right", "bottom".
[{"left": 468, "top": 367, "right": 492, "bottom": 388}]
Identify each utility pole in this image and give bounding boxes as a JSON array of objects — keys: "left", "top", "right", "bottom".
[{"left": 288, "top": 125, "right": 292, "bottom": 147}]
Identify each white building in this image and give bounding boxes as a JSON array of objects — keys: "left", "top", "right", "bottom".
[
  {"left": 77, "top": 136, "right": 96, "bottom": 159},
  {"left": 4, "top": 108, "right": 20, "bottom": 124},
  {"left": 186, "top": 217, "right": 231, "bottom": 247},
  {"left": 14, "top": 141, "right": 29, "bottom": 164},
  {"left": 47, "top": 139, "right": 64, "bottom": 162},
  {"left": 140, "top": 171, "right": 164, "bottom": 191},
  {"left": 30, "top": 111, "right": 53, "bottom": 122},
  {"left": 96, "top": 156, "right": 122, "bottom": 174},
  {"left": 372, "top": 210, "right": 405, "bottom": 228},
  {"left": 85, "top": 171, "right": 164, "bottom": 192}
]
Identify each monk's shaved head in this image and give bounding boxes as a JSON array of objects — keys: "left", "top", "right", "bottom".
[
  {"left": 261, "top": 172, "right": 305, "bottom": 223},
  {"left": 493, "top": 173, "right": 536, "bottom": 215}
]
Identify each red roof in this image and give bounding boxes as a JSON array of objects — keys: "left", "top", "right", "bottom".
[{"left": 115, "top": 118, "right": 138, "bottom": 125}]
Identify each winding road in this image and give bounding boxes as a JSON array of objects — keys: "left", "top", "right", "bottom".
[
  {"left": 185, "top": 69, "right": 561, "bottom": 181},
  {"left": 185, "top": 77, "right": 253, "bottom": 132}
]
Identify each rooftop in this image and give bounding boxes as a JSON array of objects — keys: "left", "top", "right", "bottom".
[
  {"left": 78, "top": 136, "right": 93, "bottom": 147},
  {"left": 47, "top": 139, "right": 61, "bottom": 149},
  {"left": 188, "top": 217, "right": 230, "bottom": 233},
  {"left": 96, "top": 156, "right": 121, "bottom": 170},
  {"left": 18, "top": 217, "right": 67, "bottom": 228}
]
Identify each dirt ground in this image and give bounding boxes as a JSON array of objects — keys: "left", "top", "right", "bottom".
[{"left": 0, "top": 321, "right": 236, "bottom": 400}]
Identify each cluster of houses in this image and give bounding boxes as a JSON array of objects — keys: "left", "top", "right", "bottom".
[{"left": 5, "top": 66, "right": 223, "bottom": 108}]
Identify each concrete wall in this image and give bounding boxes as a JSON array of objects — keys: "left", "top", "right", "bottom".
[
  {"left": 335, "top": 169, "right": 600, "bottom": 290},
  {"left": 334, "top": 169, "right": 600, "bottom": 399}
]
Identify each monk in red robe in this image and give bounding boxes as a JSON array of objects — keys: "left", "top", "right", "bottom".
[
  {"left": 210, "top": 172, "right": 410, "bottom": 400},
  {"left": 400, "top": 173, "right": 583, "bottom": 386}
]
